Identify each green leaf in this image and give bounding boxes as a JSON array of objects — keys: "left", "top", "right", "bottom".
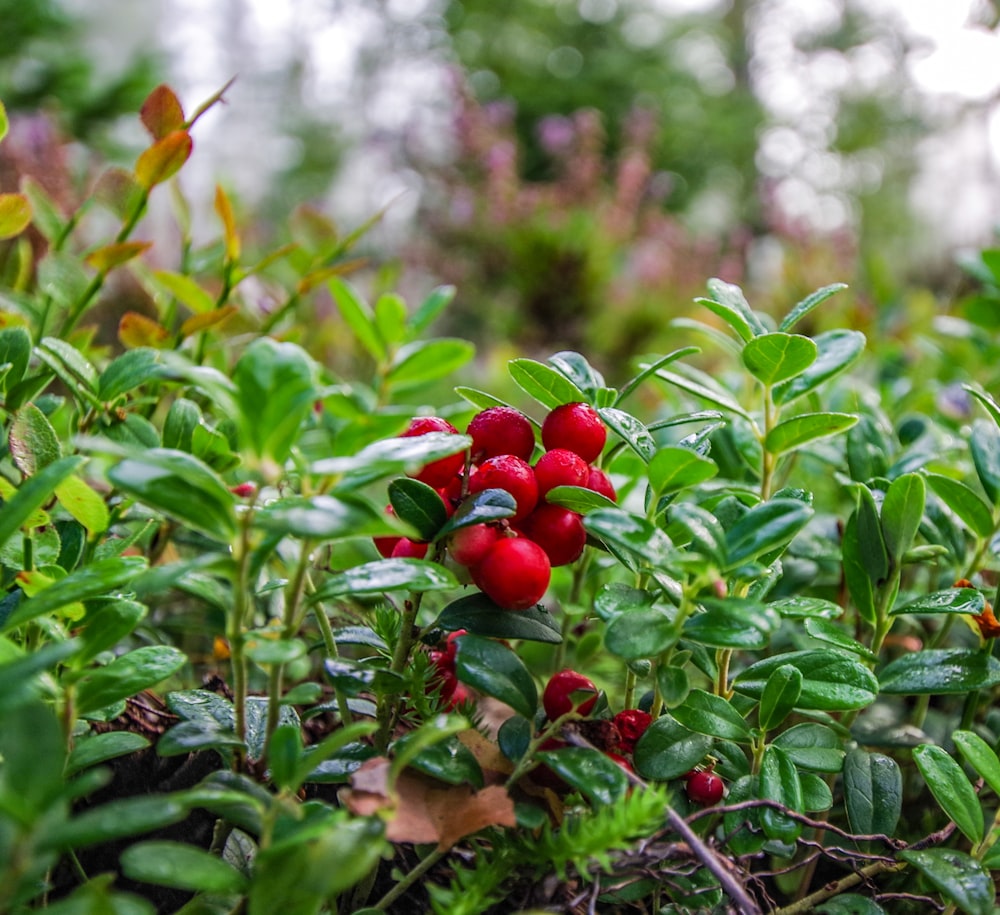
[
  {"left": 374, "top": 292, "right": 408, "bottom": 347},
  {"left": 648, "top": 446, "right": 718, "bottom": 495},
  {"left": 435, "top": 488, "right": 516, "bottom": 540},
  {"left": 604, "top": 606, "right": 675, "bottom": 660},
  {"left": 397, "top": 733, "right": 483, "bottom": 788},
  {"left": 157, "top": 719, "right": 244, "bottom": 757},
  {"left": 0, "top": 326, "right": 31, "bottom": 393},
  {"left": 66, "top": 732, "right": 150, "bottom": 776},
  {"left": 433, "top": 594, "right": 562, "bottom": 643},
  {"left": 409, "top": 284, "right": 456, "bottom": 335},
  {"left": 857, "top": 482, "right": 889, "bottom": 582},
  {"left": 843, "top": 748, "right": 902, "bottom": 839},
  {"left": 454, "top": 634, "right": 537, "bottom": 719},
  {"left": 597, "top": 407, "right": 656, "bottom": 461},
  {"left": 769, "top": 596, "right": 846, "bottom": 619},
  {"left": 742, "top": 333, "right": 817, "bottom": 386},
  {"left": 926, "top": 473, "right": 995, "bottom": 538},
  {"left": 733, "top": 650, "right": 878, "bottom": 711},
  {"left": 666, "top": 502, "right": 727, "bottom": 565},
  {"left": 899, "top": 849, "right": 995, "bottom": 915},
  {"left": 772, "top": 330, "right": 866, "bottom": 405},
  {"left": 615, "top": 346, "right": 700, "bottom": 406},
  {"left": 0, "top": 699, "right": 67, "bottom": 815},
  {"left": 387, "top": 339, "right": 475, "bottom": 389},
  {"left": 583, "top": 507, "right": 673, "bottom": 565},
  {"left": 121, "top": 840, "right": 248, "bottom": 894},
  {"left": 814, "top": 896, "right": 886, "bottom": 915},
  {"left": 549, "top": 350, "right": 606, "bottom": 399},
  {"left": 758, "top": 664, "right": 803, "bottom": 732},
  {"left": 881, "top": 472, "right": 926, "bottom": 565},
  {"left": 9, "top": 402, "right": 61, "bottom": 475},
  {"left": 233, "top": 337, "right": 317, "bottom": 463},
  {"left": 671, "top": 688, "right": 752, "bottom": 741},
  {"left": 39, "top": 796, "right": 189, "bottom": 852},
  {"left": 0, "top": 640, "right": 81, "bottom": 711},
  {"left": 683, "top": 599, "right": 773, "bottom": 650},
  {"left": 913, "top": 744, "right": 984, "bottom": 845},
  {"left": 98, "top": 348, "right": 163, "bottom": 402},
  {"left": 329, "top": 277, "right": 387, "bottom": 361},
  {"left": 544, "top": 484, "right": 617, "bottom": 514},
  {"left": 696, "top": 278, "right": 767, "bottom": 342},
  {"left": 0, "top": 192, "right": 31, "bottom": 239},
  {"left": 54, "top": 474, "right": 110, "bottom": 536},
  {"left": 0, "top": 99, "right": 7, "bottom": 141},
  {"left": 75, "top": 646, "right": 187, "bottom": 716},
  {"left": 3, "top": 556, "right": 147, "bottom": 631},
  {"left": 634, "top": 715, "right": 713, "bottom": 780},
  {"left": 970, "top": 419, "right": 1000, "bottom": 506},
  {"left": 879, "top": 649, "right": 1000, "bottom": 695},
  {"left": 779, "top": 283, "right": 849, "bottom": 331},
  {"left": 151, "top": 270, "right": 215, "bottom": 314},
  {"left": 803, "top": 617, "right": 877, "bottom": 661},
  {"left": 652, "top": 366, "right": 752, "bottom": 421},
  {"left": 508, "top": 358, "right": 586, "bottom": 409},
  {"left": 107, "top": 448, "right": 236, "bottom": 542},
  {"left": 254, "top": 494, "right": 398, "bottom": 541},
  {"left": 389, "top": 477, "right": 448, "bottom": 541},
  {"left": 37, "top": 335, "right": 99, "bottom": 393},
  {"left": 454, "top": 386, "right": 518, "bottom": 413},
  {"left": 311, "top": 558, "right": 457, "bottom": 602},
  {"left": 771, "top": 723, "right": 845, "bottom": 773},
  {"left": 759, "top": 745, "right": 802, "bottom": 843},
  {"left": 764, "top": 412, "right": 857, "bottom": 456},
  {"left": 311, "top": 432, "right": 471, "bottom": 480},
  {"left": 953, "top": 730, "right": 1000, "bottom": 798},
  {"left": 723, "top": 498, "right": 813, "bottom": 569},
  {"left": 890, "top": 587, "right": 985, "bottom": 617},
  {"left": 246, "top": 637, "right": 307, "bottom": 666},
  {"left": 536, "top": 746, "right": 629, "bottom": 805}
]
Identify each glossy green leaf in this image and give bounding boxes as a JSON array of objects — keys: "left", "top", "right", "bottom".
[
  {"left": 970, "top": 418, "right": 1000, "bottom": 506},
  {"left": 536, "top": 746, "right": 629, "bottom": 805},
  {"left": 758, "top": 664, "right": 803, "bottom": 732},
  {"left": 548, "top": 350, "right": 606, "bottom": 399},
  {"left": 398, "top": 733, "right": 483, "bottom": 788},
  {"left": 435, "top": 487, "right": 516, "bottom": 539},
  {"left": 843, "top": 748, "right": 902, "bottom": 839},
  {"left": 771, "top": 723, "right": 844, "bottom": 773},
  {"left": 454, "top": 634, "right": 537, "bottom": 719},
  {"left": 157, "top": 719, "right": 244, "bottom": 757},
  {"left": 779, "top": 283, "right": 849, "bottom": 331},
  {"left": 733, "top": 650, "right": 878, "bottom": 711},
  {"left": 881, "top": 472, "right": 926, "bottom": 565},
  {"left": 433, "top": 593, "right": 562, "bottom": 643},
  {"left": 804, "top": 617, "right": 877, "bottom": 661},
  {"left": 724, "top": 498, "right": 813, "bottom": 569},
  {"left": 387, "top": 339, "right": 475, "bottom": 389},
  {"left": 75, "top": 645, "right": 187, "bottom": 716},
  {"left": 764, "top": 412, "right": 857, "bottom": 456},
  {"left": 98, "top": 348, "right": 163, "bottom": 402},
  {"left": 842, "top": 487, "right": 884, "bottom": 626},
  {"left": 653, "top": 365, "right": 753, "bottom": 421},
  {"left": 121, "top": 840, "right": 248, "bottom": 894},
  {"left": 914, "top": 744, "right": 983, "bottom": 845},
  {"left": 498, "top": 715, "right": 532, "bottom": 762},
  {"left": 3, "top": 555, "right": 147, "bottom": 631},
  {"left": 39, "top": 796, "right": 189, "bottom": 851},
  {"left": 615, "top": 346, "right": 700, "bottom": 406},
  {"left": 9, "top": 402, "right": 61, "bottom": 476},
  {"left": 311, "top": 558, "right": 457, "bottom": 602},
  {"left": 329, "top": 277, "right": 386, "bottom": 361},
  {"left": 634, "top": 715, "right": 713, "bottom": 780},
  {"left": 311, "top": 432, "right": 471, "bottom": 479},
  {"left": 953, "top": 730, "right": 1000, "bottom": 798},
  {"left": 773, "top": 329, "right": 866, "bottom": 405},
  {"left": 742, "top": 333, "right": 816, "bottom": 386},
  {"left": 108, "top": 448, "right": 236, "bottom": 542},
  {"left": 544, "top": 484, "right": 617, "bottom": 514},
  {"left": 683, "top": 599, "right": 773, "bottom": 650},
  {"left": 604, "top": 606, "right": 674, "bottom": 660},
  {"left": 899, "top": 849, "right": 995, "bottom": 915},
  {"left": 66, "top": 731, "right": 150, "bottom": 776},
  {"left": 879, "top": 649, "right": 1000, "bottom": 695},
  {"left": 598, "top": 407, "right": 656, "bottom": 461},
  {"left": 696, "top": 278, "right": 766, "bottom": 342},
  {"left": 0, "top": 639, "right": 81, "bottom": 711},
  {"left": 760, "top": 745, "right": 803, "bottom": 843},
  {"left": 648, "top": 445, "right": 718, "bottom": 495},
  {"left": 801, "top": 773, "right": 833, "bottom": 812},
  {"left": 814, "top": 895, "right": 886, "bottom": 915},
  {"left": 508, "top": 358, "right": 586, "bottom": 409},
  {"left": 254, "top": 494, "right": 398, "bottom": 541},
  {"left": 657, "top": 663, "right": 690, "bottom": 707},
  {"left": 0, "top": 326, "right": 31, "bottom": 393},
  {"left": 890, "top": 587, "right": 985, "bottom": 616},
  {"left": 665, "top": 502, "right": 727, "bottom": 565},
  {"left": 723, "top": 775, "right": 765, "bottom": 856},
  {"left": 389, "top": 477, "right": 448, "bottom": 541},
  {"left": 671, "top": 688, "right": 752, "bottom": 741},
  {"left": 37, "top": 335, "right": 99, "bottom": 393},
  {"left": 926, "top": 473, "right": 995, "bottom": 538},
  {"left": 583, "top": 507, "right": 673, "bottom": 565},
  {"left": 769, "top": 596, "right": 840, "bottom": 619},
  {"left": 454, "top": 386, "right": 517, "bottom": 413}
]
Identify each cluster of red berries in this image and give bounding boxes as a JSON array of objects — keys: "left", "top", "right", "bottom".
[
  {"left": 426, "top": 629, "right": 470, "bottom": 710},
  {"left": 375, "top": 403, "right": 615, "bottom": 611}
]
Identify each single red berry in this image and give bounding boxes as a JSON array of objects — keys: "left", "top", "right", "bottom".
[
  {"left": 442, "top": 629, "right": 467, "bottom": 667},
  {"left": 468, "top": 406, "right": 535, "bottom": 462},
  {"left": 686, "top": 769, "right": 725, "bottom": 806},
  {"left": 401, "top": 416, "right": 466, "bottom": 488},
  {"left": 472, "top": 536, "right": 551, "bottom": 610},
  {"left": 373, "top": 504, "right": 402, "bottom": 558},
  {"left": 468, "top": 454, "right": 538, "bottom": 522},
  {"left": 229, "top": 481, "right": 258, "bottom": 499},
  {"left": 449, "top": 523, "right": 501, "bottom": 567},
  {"left": 542, "top": 403, "right": 606, "bottom": 463},
  {"left": 442, "top": 678, "right": 472, "bottom": 711},
  {"left": 427, "top": 649, "right": 450, "bottom": 675},
  {"left": 605, "top": 751, "right": 635, "bottom": 774},
  {"left": 533, "top": 448, "right": 590, "bottom": 499},
  {"left": 391, "top": 537, "right": 428, "bottom": 559},
  {"left": 613, "top": 708, "right": 653, "bottom": 755},
  {"left": 542, "top": 669, "right": 598, "bottom": 720},
  {"left": 520, "top": 504, "right": 586, "bottom": 566},
  {"left": 586, "top": 466, "right": 617, "bottom": 502}
]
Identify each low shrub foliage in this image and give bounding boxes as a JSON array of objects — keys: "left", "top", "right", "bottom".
[{"left": 2, "top": 84, "right": 1000, "bottom": 915}]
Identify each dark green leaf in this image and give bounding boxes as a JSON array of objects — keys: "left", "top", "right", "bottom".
[
  {"left": 758, "top": 664, "right": 803, "bottom": 732},
  {"left": 742, "top": 333, "right": 817, "bottom": 386},
  {"left": 387, "top": 339, "right": 475, "bottom": 389},
  {"left": 914, "top": 744, "right": 983, "bottom": 845},
  {"left": 899, "top": 849, "right": 994, "bottom": 915},
  {"left": 9, "top": 402, "right": 61, "bottom": 475},
  {"left": 724, "top": 498, "right": 813, "bottom": 569},
  {"left": 890, "top": 587, "right": 985, "bottom": 616},
  {"left": 66, "top": 731, "right": 150, "bottom": 776},
  {"left": 734, "top": 650, "right": 878, "bottom": 711},
  {"left": 804, "top": 618, "right": 877, "bottom": 661},
  {"left": 508, "top": 358, "right": 586, "bottom": 409},
  {"left": 764, "top": 412, "right": 857, "bottom": 456},
  {"left": 970, "top": 419, "right": 1000, "bottom": 507},
  {"left": 157, "top": 719, "right": 244, "bottom": 757},
  {"left": 926, "top": 473, "right": 995, "bottom": 538},
  {"left": 879, "top": 649, "right": 1000, "bottom": 695},
  {"left": 311, "top": 558, "right": 457, "bottom": 602},
  {"left": 773, "top": 330, "right": 866, "bottom": 405},
  {"left": 684, "top": 598, "right": 776, "bottom": 650},
  {"left": 634, "top": 715, "right": 712, "bottom": 780},
  {"left": 536, "top": 747, "right": 629, "bottom": 805},
  {"left": 389, "top": 477, "right": 448, "bottom": 541},
  {"left": 543, "top": 484, "right": 617, "bottom": 514},
  {"left": 760, "top": 745, "right": 802, "bottom": 843},
  {"left": 498, "top": 715, "right": 532, "bottom": 762},
  {"left": 666, "top": 502, "right": 727, "bottom": 565},
  {"left": 39, "top": 796, "right": 189, "bottom": 851},
  {"left": 98, "top": 348, "right": 163, "bottom": 402},
  {"left": 435, "top": 488, "right": 516, "bottom": 540},
  {"left": 648, "top": 446, "right": 718, "bottom": 495},
  {"left": 583, "top": 507, "right": 673, "bottom": 565},
  {"left": 779, "top": 283, "right": 849, "bottom": 332},
  {"left": 267, "top": 724, "right": 303, "bottom": 792},
  {"left": 255, "top": 493, "right": 399, "bottom": 541},
  {"left": 843, "top": 748, "right": 901, "bottom": 838},
  {"left": 881, "top": 472, "right": 925, "bottom": 565},
  {"left": 37, "top": 335, "right": 98, "bottom": 393},
  {"left": 0, "top": 699, "right": 67, "bottom": 816},
  {"left": 396, "top": 733, "right": 483, "bottom": 787},
  {"left": 842, "top": 507, "right": 876, "bottom": 627},
  {"left": 0, "top": 326, "right": 31, "bottom": 393},
  {"left": 953, "top": 729, "right": 1000, "bottom": 798},
  {"left": 671, "top": 688, "right": 752, "bottom": 741},
  {"left": 604, "top": 606, "right": 675, "bottom": 660},
  {"left": 598, "top": 407, "right": 656, "bottom": 461},
  {"left": 814, "top": 895, "right": 886, "bottom": 914},
  {"left": 770, "top": 596, "right": 842, "bottom": 619},
  {"left": 454, "top": 635, "right": 537, "bottom": 719},
  {"left": 121, "top": 841, "right": 248, "bottom": 893},
  {"left": 433, "top": 593, "right": 562, "bottom": 643},
  {"left": 549, "top": 350, "right": 606, "bottom": 399},
  {"left": 801, "top": 773, "right": 833, "bottom": 812},
  {"left": 0, "top": 455, "right": 83, "bottom": 549},
  {"left": 772, "top": 724, "right": 845, "bottom": 773},
  {"left": 75, "top": 646, "right": 187, "bottom": 716}
]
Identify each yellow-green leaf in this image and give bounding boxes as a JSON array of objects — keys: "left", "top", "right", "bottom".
[
  {"left": 0, "top": 194, "right": 32, "bottom": 240},
  {"left": 119, "top": 312, "right": 171, "bottom": 349},
  {"left": 54, "top": 474, "right": 110, "bottom": 536},
  {"left": 85, "top": 241, "right": 152, "bottom": 275},
  {"left": 135, "top": 130, "right": 192, "bottom": 190},
  {"left": 180, "top": 305, "right": 237, "bottom": 338},
  {"left": 214, "top": 185, "right": 241, "bottom": 261}
]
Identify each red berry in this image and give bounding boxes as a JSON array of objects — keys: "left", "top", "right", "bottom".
[
  {"left": 442, "top": 678, "right": 472, "bottom": 711},
  {"left": 586, "top": 466, "right": 617, "bottom": 502},
  {"left": 401, "top": 416, "right": 466, "bottom": 488},
  {"left": 542, "top": 403, "right": 606, "bottom": 463},
  {"left": 468, "top": 407, "right": 535, "bottom": 462},
  {"left": 468, "top": 454, "right": 538, "bottom": 522},
  {"left": 605, "top": 751, "right": 635, "bottom": 774},
  {"left": 373, "top": 504, "right": 402, "bottom": 558},
  {"left": 449, "top": 523, "right": 501, "bottom": 567},
  {"left": 229, "top": 482, "right": 258, "bottom": 499},
  {"left": 542, "top": 669, "right": 598, "bottom": 720},
  {"left": 427, "top": 649, "right": 450, "bottom": 674},
  {"left": 391, "top": 537, "right": 428, "bottom": 559},
  {"left": 472, "top": 537, "right": 551, "bottom": 610},
  {"left": 613, "top": 709, "right": 653, "bottom": 754},
  {"left": 686, "top": 770, "right": 725, "bottom": 806},
  {"left": 533, "top": 448, "right": 589, "bottom": 499},
  {"left": 443, "top": 629, "right": 467, "bottom": 667},
  {"left": 520, "top": 504, "right": 586, "bottom": 566}
]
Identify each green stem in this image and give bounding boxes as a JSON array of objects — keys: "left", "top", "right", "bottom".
[
  {"left": 228, "top": 508, "right": 255, "bottom": 769},
  {"left": 374, "top": 592, "right": 424, "bottom": 753},
  {"left": 371, "top": 848, "right": 446, "bottom": 911}
]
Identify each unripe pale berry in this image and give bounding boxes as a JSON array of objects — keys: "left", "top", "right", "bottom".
[
  {"left": 468, "top": 454, "right": 538, "bottom": 522},
  {"left": 533, "top": 448, "right": 589, "bottom": 499},
  {"left": 542, "top": 669, "right": 598, "bottom": 720},
  {"left": 468, "top": 406, "right": 535, "bottom": 462},
  {"left": 520, "top": 504, "right": 586, "bottom": 566},
  {"left": 542, "top": 402, "right": 606, "bottom": 463},
  {"left": 472, "top": 536, "right": 550, "bottom": 610}
]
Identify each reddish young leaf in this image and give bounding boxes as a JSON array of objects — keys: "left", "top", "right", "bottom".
[
  {"left": 214, "top": 185, "right": 241, "bottom": 262},
  {"left": 85, "top": 241, "right": 152, "bottom": 275},
  {"left": 140, "top": 85, "right": 186, "bottom": 139},
  {"left": 180, "top": 305, "right": 237, "bottom": 338},
  {"left": 135, "top": 131, "right": 193, "bottom": 190},
  {"left": 119, "top": 312, "right": 171, "bottom": 349}
]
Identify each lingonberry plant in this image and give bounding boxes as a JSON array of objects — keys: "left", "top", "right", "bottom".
[{"left": 2, "top": 83, "right": 1000, "bottom": 915}]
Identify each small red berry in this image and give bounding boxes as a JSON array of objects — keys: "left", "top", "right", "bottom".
[
  {"left": 229, "top": 482, "right": 258, "bottom": 499},
  {"left": 373, "top": 504, "right": 402, "bottom": 558},
  {"left": 542, "top": 669, "right": 598, "bottom": 720},
  {"left": 533, "top": 448, "right": 590, "bottom": 499},
  {"left": 520, "top": 504, "right": 586, "bottom": 566},
  {"left": 449, "top": 523, "right": 501, "bottom": 567},
  {"left": 586, "top": 467, "right": 617, "bottom": 502},
  {"left": 442, "top": 629, "right": 467, "bottom": 667},
  {"left": 401, "top": 416, "right": 466, "bottom": 488},
  {"left": 542, "top": 403, "right": 606, "bottom": 463},
  {"left": 468, "top": 454, "right": 539, "bottom": 522},
  {"left": 686, "top": 769, "right": 725, "bottom": 806},
  {"left": 613, "top": 709, "right": 653, "bottom": 754},
  {"left": 472, "top": 536, "right": 550, "bottom": 610},
  {"left": 605, "top": 751, "right": 635, "bottom": 774},
  {"left": 391, "top": 537, "right": 428, "bottom": 559},
  {"left": 468, "top": 406, "right": 535, "bottom": 462}
]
